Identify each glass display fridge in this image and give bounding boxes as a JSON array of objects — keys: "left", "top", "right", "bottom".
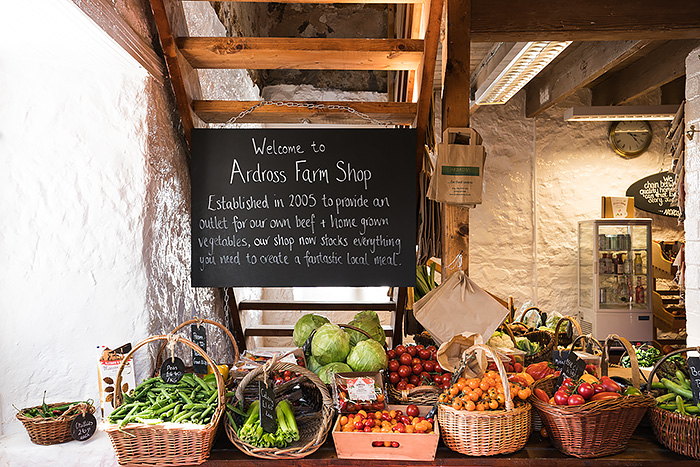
[{"left": 578, "top": 219, "right": 653, "bottom": 342}]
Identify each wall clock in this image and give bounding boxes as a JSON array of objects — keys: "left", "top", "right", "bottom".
[{"left": 608, "top": 121, "right": 652, "bottom": 158}]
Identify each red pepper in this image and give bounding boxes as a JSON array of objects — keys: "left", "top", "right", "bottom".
[{"left": 525, "top": 362, "right": 555, "bottom": 381}]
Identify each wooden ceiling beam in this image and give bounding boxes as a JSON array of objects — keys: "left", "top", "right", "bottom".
[
  {"left": 524, "top": 41, "right": 650, "bottom": 118},
  {"left": 470, "top": 0, "right": 700, "bottom": 42},
  {"left": 188, "top": 0, "right": 424, "bottom": 3},
  {"left": 193, "top": 100, "right": 417, "bottom": 125},
  {"left": 591, "top": 40, "right": 700, "bottom": 106},
  {"left": 176, "top": 37, "right": 424, "bottom": 70}
]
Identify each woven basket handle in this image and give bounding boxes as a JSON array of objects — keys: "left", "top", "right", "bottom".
[
  {"left": 154, "top": 318, "right": 240, "bottom": 371},
  {"left": 602, "top": 334, "right": 642, "bottom": 389},
  {"left": 114, "top": 334, "right": 226, "bottom": 415},
  {"left": 647, "top": 346, "right": 700, "bottom": 392},
  {"left": 568, "top": 334, "right": 603, "bottom": 355},
  {"left": 499, "top": 322, "right": 518, "bottom": 344},
  {"left": 553, "top": 316, "right": 583, "bottom": 348},
  {"left": 465, "top": 344, "right": 514, "bottom": 411}
]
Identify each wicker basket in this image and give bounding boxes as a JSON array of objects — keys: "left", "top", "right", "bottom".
[
  {"left": 647, "top": 346, "right": 700, "bottom": 459},
  {"left": 154, "top": 318, "right": 240, "bottom": 386},
  {"left": 503, "top": 323, "right": 554, "bottom": 366},
  {"left": 16, "top": 401, "right": 95, "bottom": 445},
  {"left": 226, "top": 358, "right": 333, "bottom": 459},
  {"left": 438, "top": 344, "right": 531, "bottom": 456},
  {"left": 528, "top": 334, "right": 655, "bottom": 458},
  {"left": 103, "top": 335, "right": 226, "bottom": 466},
  {"left": 552, "top": 316, "right": 583, "bottom": 350},
  {"left": 387, "top": 384, "right": 440, "bottom": 405}
]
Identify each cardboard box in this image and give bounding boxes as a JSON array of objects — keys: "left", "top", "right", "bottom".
[
  {"left": 601, "top": 196, "right": 635, "bottom": 218},
  {"left": 97, "top": 344, "right": 136, "bottom": 419},
  {"left": 332, "top": 405, "right": 439, "bottom": 461}
]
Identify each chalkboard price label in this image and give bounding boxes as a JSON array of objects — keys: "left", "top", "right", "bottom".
[
  {"left": 552, "top": 350, "right": 570, "bottom": 370},
  {"left": 190, "top": 128, "right": 416, "bottom": 287},
  {"left": 687, "top": 356, "right": 700, "bottom": 405},
  {"left": 556, "top": 351, "right": 586, "bottom": 388},
  {"left": 161, "top": 357, "right": 185, "bottom": 384},
  {"left": 191, "top": 324, "right": 208, "bottom": 374},
  {"left": 71, "top": 412, "right": 97, "bottom": 441},
  {"left": 258, "top": 381, "right": 277, "bottom": 433}
]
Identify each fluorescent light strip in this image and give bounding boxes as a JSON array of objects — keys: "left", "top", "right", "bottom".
[
  {"left": 564, "top": 105, "right": 679, "bottom": 121},
  {"left": 474, "top": 41, "right": 572, "bottom": 105}
]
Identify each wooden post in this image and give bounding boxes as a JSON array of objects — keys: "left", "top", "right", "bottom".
[{"left": 441, "top": 0, "right": 471, "bottom": 277}]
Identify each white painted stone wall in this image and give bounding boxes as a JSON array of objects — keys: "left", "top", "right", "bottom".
[{"left": 684, "top": 47, "right": 700, "bottom": 346}]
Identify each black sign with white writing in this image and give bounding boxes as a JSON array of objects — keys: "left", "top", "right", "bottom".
[
  {"left": 190, "top": 128, "right": 416, "bottom": 287},
  {"left": 552, "top": 350, "right": 570, "bottom": 370},
  {"left": 556, "top": 351, "right": 586, "bottom": 388},
  {"left": 71, "top": 412, "right": 97, "bottom": 441},
  {"left": 191, "top": 325, "right": 208, "bottom": 374},
  {"left": 626, "top": 171, "right": 680, "bottom": 217},
  {"left": 160, "top": 357, "right": 185, "bottom": 384},
  {"left": 687, "top": 356, "right": 700, "bottom": 405},
  {"left": 259, "top": 381, "right": 277, "bottom": 433}
]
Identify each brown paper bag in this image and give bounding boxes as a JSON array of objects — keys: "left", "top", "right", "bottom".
[
  {"left": 427, "top": 128, "right": 486, "bottom": 206},
  {"left": 436, "top": 332, "right": 487, "bottom": 377},
  {"left": 413, "top": 271, "right": 508, "bottom": 346}
]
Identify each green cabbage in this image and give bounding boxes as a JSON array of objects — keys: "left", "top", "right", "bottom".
[
  {"left": 345, "top": 310, "right": 386, "bottom": 347},
  {"left": 306, "top": 355, "right": 323, "bottom": 374},
  {"left": 293, "top": 313, "right": 330, "bottom": 347},
  {"left": 317, "top": 362, "right": 352, "bottom": 385},
  {"left": 346, "top": 340, "right": 388, "bottom": 372},
  {"left": 311, "top": 323, "right": 350, "bottom": 366}
]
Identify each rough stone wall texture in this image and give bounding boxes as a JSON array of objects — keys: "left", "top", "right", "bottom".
[{"left": 685, "top": 47, "right": 700, "bottom": 347}]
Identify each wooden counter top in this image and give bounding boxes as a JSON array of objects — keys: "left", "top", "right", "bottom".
[{"left": 203, "top": 424, "right": 695, "bottom": 466}]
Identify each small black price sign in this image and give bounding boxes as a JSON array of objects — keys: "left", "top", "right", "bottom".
[
  {"left": 687, "top": 356, "right": 700, "bottom": 405},
  {"left": 71, "top": 412, "right": 97, "bottom": 441},
  {"left": 161, "top": 356, "right": 185, "bottom": 384},
  {"left": 191, "top": 324, "right": 208, "bottom": 374},
  {"left": 552, "top": 350, "right": 570, "bottom": 370},
  {"left": 259, "top": 381, "right": 277, "bottom": 433},
  {"left": 555, "top": 351, "right": 586, "bottom": 388}
]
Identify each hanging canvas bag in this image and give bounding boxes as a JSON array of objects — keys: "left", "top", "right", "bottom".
[{"left": 428, "top": 127, "right": 486, "bottom": 207}]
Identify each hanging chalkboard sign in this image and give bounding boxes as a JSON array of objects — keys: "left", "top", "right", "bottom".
[
  {"left": 190, "top": 128, "right": 416, "bottom": 287},
  {"left": 687, "top": 356, "right": 700, "bottom": 405},
  {"left": 555, "top": 351, "right": 586, "bottom": 388},
  {"left": 552, "top": 349, "right": 570, "bottom": 370},
  {"left": 160, "top": 357, "right": 185, "bottom": 384},
  {"left": 191, "top": 325, "right": 208, "bottom": 374},
  {"left": 626, "top": 171, "right": 680, "bottom": 217},
  {"left": 71, "top": 412, "right": 97, "bottom": 441},
  {"left": 259, "top": 381, "right": 277, "bottom": 433}
]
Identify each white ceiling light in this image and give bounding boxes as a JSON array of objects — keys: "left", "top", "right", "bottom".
[
  {"left": 473, "top": 41, "right": 572, "bottom": 105},
  {"left": 564, "top": 105, "right": 679, "bottom": 122}
]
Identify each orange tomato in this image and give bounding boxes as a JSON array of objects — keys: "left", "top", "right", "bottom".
[
  {"left": 475, "top": 403, "right": 486, "bottom": 411},
  {"left": 486, "top": 371, "right": 499, "bottom": 380},
  {"left": 468, "top": 391, "right": 479, "bottom": 402},
  {"left": 455, "top": 381, "right": 466, "bottom": 391},
  {"left": 457, "top": 377, "right": 468, "bottom": 386},
  {"left": 339, "top": 415, "right": 348, "bottom": 426},
  {"left": 405, "top": 424, "right": 415, "bottom": 433},
  {"left": 465, "top": 400, "right": 476, "bottom": 411},
  {"left": 488, "top": 399, "right": 499, "bottom": 410},
  {"left": 468, "top": 379, "right": 480, "bottom": 390},
  {"left": 497, "top": 393, "right": 506, "bottom": 404},
  {"left": 450, "top": 385, "right": 460, "bottom": 396},
  {"left": 473, "top": 388, "right": 483, "bottom": 397},
  {"left": 518, "top": 387, "right": 531, "bottom": 400}
]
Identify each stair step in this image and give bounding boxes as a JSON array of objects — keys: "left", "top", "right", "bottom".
[
  {"left": 176, "top": 37, "right": 424, "bottom": 70},
  {"left": 244, "top": 324, "right": 394, "bottom": 337},
  {"left": 193, "top": 100, "right": 417, "bottom": 125}
]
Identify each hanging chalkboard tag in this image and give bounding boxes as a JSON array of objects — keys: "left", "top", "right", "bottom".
[
  {"left": 687, "top": 356, "right": 700, "bottom": 405},
  {"left": 556, "top": 351, "right": 586, "bottom": 388},
  {"left": 552, "top": 349, "right": 570, "bottom": 370},
  {"left": 258, "top": 381, "right": 277, "bottom": 433},
  {"left": 191, "top": 324, "right": 208, "bottom": 374},
  {"left": 161, "top": 357, "right": 185, "bottom": 384},
  {"left": 71, "top": 412, "right": 97, "bottom": 441}
]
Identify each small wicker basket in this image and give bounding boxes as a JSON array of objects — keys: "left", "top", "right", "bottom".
[
  {"left": 552, "top": 316, "right": 583, "bottom": 350},
  {"left": 16, "top": 401, "right": 95, "bottom": 445},
  {"left": 438, "top": 344, "right": 531, "bottom": 456},
  {"left": 103, "top": 334, "right": 226, "bottom": 466},
  {"left": 226, "top": 358, "right": 333, "bottom": 459},
  {"left": 387, "top": 384, "right": 440, "bottom": 405},
  {"left": 647, "top": 346, "right": 700, "bottom": 459},
  {"left": 503, "top": 321, "right": 554, "bottom": 365},
  {"left": 528, "top": 334, "right": 655, "bottom": 458}
]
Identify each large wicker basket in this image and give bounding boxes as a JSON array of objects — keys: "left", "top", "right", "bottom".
[
  {"left": 528, "top": 334, "right": 655, "bottom": 458},
  {"left": 103, "top": 335, "right": 226, "bottom": 466},
  {"left": 503, "top": 322, "right": 554, "bottom": 365},
  {"left": 647, "top": 346, "right": 700, "bottom": 459},
  {"left": 16, "top": 401, "right": 95, "bottom": 445},
  {"left": 226, "top": 358, "right": 333, "bottom": 459},
  {"left": 154, "top": 318, "right": 240, "bottom": 387},
  {"left": 438, "top": 344, "right": 531, "bottom": 456}
]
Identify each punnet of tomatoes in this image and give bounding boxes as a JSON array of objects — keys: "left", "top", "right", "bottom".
[
  {"left": 438, "top": 371, "right": 531, "bottom": 411},
  {"left": 337, "top": 405, "right": 435, "bottom": 434},
  {"left": 387, "top": 344, "right": 451, "bottom": 391},
  {"left": 537, "top": 372, "right": 624, "bottom": 407}
]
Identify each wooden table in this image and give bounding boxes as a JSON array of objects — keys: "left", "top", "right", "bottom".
[{"left": 203, "top": 425, "right": 696, "bottom": 466}]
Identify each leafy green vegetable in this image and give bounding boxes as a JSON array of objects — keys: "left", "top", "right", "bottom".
[
  {"left": 311, "top": 323, "right": 350, "bottom": 366},
  {"left": 620, "top": 345, "right": 660, "bottom": 368},
  {"left": 346, "top": 340, "right": 388, "bottom": 372},
  {"left": 317, "top": 362, "right": 352, "bottom": 384},
  {"left": 345, "top": 310, "right": 386, "bottom": 347},
  {"left": 293, "top": 314, "right": 330, "bottom": 347},
  {"left": 306, "top": 355, "right": 322, "bottom": 374},
  {"left": 515, "top": 336, "right": 541, "bottom": 356}
]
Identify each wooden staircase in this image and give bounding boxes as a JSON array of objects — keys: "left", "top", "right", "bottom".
[{"left": 148, "top": 0, "right": 442, "bottom": 350}]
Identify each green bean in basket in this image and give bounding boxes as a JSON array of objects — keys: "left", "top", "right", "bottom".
[{"left": 108, "top": 373, "right": 222, "bottom": 425}]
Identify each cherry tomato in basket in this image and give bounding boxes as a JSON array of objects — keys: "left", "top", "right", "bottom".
[
  {"left": 394, "top": 345, "right": 406, "bottom": 356},
  {"left": 567, "top": 394, "right": 585, "bottom": 406},
  {"left": 389, "top": 372, "right": 401, "bottom": 385},
  {"left": 553, "top": 390, "right": 569, "bottom": 406},
  {"left": 386, "top": 349, "right": 396, "bottom": 360},
  {"left": 577, "top": 382, "right": 594, "bottom": 400},
  {"left": 406, "top": 346, "right": 417, "bottom": 357},
  {"left": 388, "top": 360, "right": 400, "bottom": 372},
  {"left": 398, "top": 365, "right": 412, "bottom": 379},
  {"left": 423, "top": 360, "right": 435, "bottom": 372},
  {"left": 419, "top": 348, "right": 432, "bottom": 360}
]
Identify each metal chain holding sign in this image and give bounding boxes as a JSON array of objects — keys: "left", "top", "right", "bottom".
[{"left": 225, "top": 101, "right": 392, "bottom": 128}]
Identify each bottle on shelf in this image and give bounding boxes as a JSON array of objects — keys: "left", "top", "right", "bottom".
[
  {"left": 634, "top": 253, "right": 644, "bottom": 275},
  {"left": 616, "top": 253, "right": 625, "bottom": 275},
  {"left": 635, "top": 278, "right": 645, "bottom": 304},
  {"left": 624, "top": 253, "right": 632, "bottom": 275},
  {"left": 604, "top": 254, "right": 614, "bottom": 274}
]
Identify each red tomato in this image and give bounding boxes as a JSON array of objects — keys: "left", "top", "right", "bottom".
[
  {"left": 388, "top": 371, "right": 400, "bottom": 384},
  {"left": 406, "top": 383, "right": 416, "bottom": 390},
  {"left": 593, "top": 383, "right": 606, "bottom": 394},
  {"left": 441, "top": 374, "right": 452, "bottom": 385},
  {"left": 391, "top": 441, "right": 400, "bottom": 448},
  {"left": 283, "top": 370, "right": 292, "bottom": 377},
  {"left": 372, "top": 441, "right": 383, "bottom": 447},
  {"left": 577, "top": 382, "right": 594, "bottom": 400},
  {"left": 411, "top": 357, "right": 422, "bottom": 366},
  {"left": 399, "top": 353, "right": 413, "bottom": 365},
  {"left": 400, "top": 415, "right": 411, "bottom": 425},
  {"left": 600, "top": 376, "right": 621, "bottom": 393},
  {"left": 567, "top": 394, "right": 585, "bottom": 406},
  {"left": 394, "top": 345, "right": 406, "bottom": 356},
  {"left": 441, "top": 382, "right": 451, "bottom": 389},
  {"left": 388, "top": 359, "right": 400, "bottom": 372},
  {"left": 415, "top": 344, "right": 425, "bottom": 350},
  {"left": 534, "top": 388, "right": 550, "bottom": 402},
  {"left": 354, "top": 421, "right": 364, "bottom": 430},
  {"left": 427, "top": 345, "right": 437, "bottom": 352},
  {"left": 434, "top": 362, "right": 443, "bottom": 373},
  {"left": 553, "top": 390, "right": 569, "bottom": 406},
  {"left": 406, "top": 346, "right": 417, "bottom": 357},
  {"left": 393, "top": 423, "right": 406, "bottom": 433},
  {"left": 364, "top": 418, "right": 376, "bottom": 427},
  {"left": 409, "top": 374, "right": 421, "bottom": 386},
  {"left": 363, "top": 425, "right": 372, "bottom": 432},
  {"left": 412, "top": 363, "right": 423, "bottom": 375},
  {"left": 432, "top": 374, "right": 443, "bottom": 384},
  {"left": 386, "top": 349, "right": 396, "bottom": 360},
  {"left": 406, "top": 404, "right": 420, "bottom": 417},
  {"left": 418, "top": 348, "right": 432, "bottom": 360},
  {"left": 420, "top": 371, "right": 431, "bottom": 382},
  {"left": 423, "top": 360, "right": 435, "bottom": 372},
  {"left": 398, "top": 365, "right": 412, "bottom": 378}
]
